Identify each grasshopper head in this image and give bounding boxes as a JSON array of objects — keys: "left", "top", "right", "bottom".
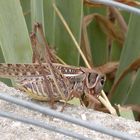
[{"left": 86, "top": 72, "right": 106, "bottom": 95}]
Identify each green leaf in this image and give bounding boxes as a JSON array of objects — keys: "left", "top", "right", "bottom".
[
  {"left": 110, "top": 11, "right": 130, "bottom": 62},
  {"left": 84, "top": 7, "right": 107, "bottom": 66},
  {"left": 43, "top": 0, "right": 55, "bottom": 45},
  {"left": 31, "top": 0, "right": 45, "bottom": 29},
  {"left": 0, "top": 0, "right": 32, "bottom": 85},
  {"left": 117, "top": 105, "right": 135, "bottom": 120},
  {"left": 20, "top": 0, "right": 32, "bottom": 32},
  {"left": 52, "top": 0, "right": 83, "bottom": 65},
  {"left": 0, "top": 0, "right": 32, "bottom": 63},
  {"left": 111, "top": 13, "right": 140, "bottom": 104}
]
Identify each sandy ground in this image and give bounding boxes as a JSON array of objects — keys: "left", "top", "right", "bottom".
[{"left": 0, "top": 82, "right": 140, "bottom": 140}]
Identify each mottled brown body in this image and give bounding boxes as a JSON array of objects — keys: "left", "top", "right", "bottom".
[
  {"left": 0, "top": 63, "right": 105, "bottom": 101},
  {"left": 0, "top": 23, "right": 106, "bottom": 108}
]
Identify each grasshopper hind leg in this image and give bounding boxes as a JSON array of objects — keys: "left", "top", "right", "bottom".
[{"left": 43, "top": 77, "right": 57, "bottom": 109}]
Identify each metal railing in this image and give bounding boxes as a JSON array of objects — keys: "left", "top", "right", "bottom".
[
  {"left": 90, "top": 0, "right": 140, "bottom": 15},
  {"left": 0, "top": 93, "right": 139, "bottom": 140}
]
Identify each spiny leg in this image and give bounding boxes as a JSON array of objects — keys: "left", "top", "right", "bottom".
[
  {"left": 30, "top": 32, "right": 41, "bottom": 63},
  {"left": 33, "top": 23, "right": 72, "bottom": 110},
  {"left": 60, "top": 91, "right": 74, "bottom": 112},
  {"left": 31, "top": 27, "right": 57, "bottom": 105},
  {"left": 33, "top": 23, "right": 57, "bottom": 63},
  {"left": 43, "top": 78, "right": 57, "bottom": 109}
]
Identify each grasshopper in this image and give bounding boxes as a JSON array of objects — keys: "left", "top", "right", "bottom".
[{"left": 0, "top": 23, "right": 105, "bottom": 109}]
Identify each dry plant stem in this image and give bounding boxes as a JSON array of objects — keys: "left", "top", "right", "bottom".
[
  {"left": 84, "top": 0, "right": 104, "bottom": 7},
  {"left": 84, "top": 13, "right": 124, "bottom": 44},
  {"left": 109, "top": 7, "right": 127, "bottom": 33},
  {"left": 53, "top": 3, "right": 115, "bottom": 113},
  {"left": 53, "top": 53, "right": 67, "bottom": 65},
  {"left": 101, "top": 90, "right": 110, "bottom": 102},
  {"left": 95, "top": 62, "right": 119, "bottom": 74},
  {"left": 53, "top": 3, "right": 91, "bottom": 69},
  {"left": 96, "top": 61, "right": 115, "bottom": 114},
  {"left": 117, "top": 0, "right": 140, "bottom": 6},
  {"left": 98, "top": 91, "right": 117, "bottom": 115}
]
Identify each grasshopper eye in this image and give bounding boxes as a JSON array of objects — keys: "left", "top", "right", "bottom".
[
  {"left": 94, "top": 75, "right": 106, "bottom": 94},
  {"left": 86, "top": 73, "right": 98, "bottom": 89},
  {"left": 100, "top": 75, "right": 105, "bottom": 86}
]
